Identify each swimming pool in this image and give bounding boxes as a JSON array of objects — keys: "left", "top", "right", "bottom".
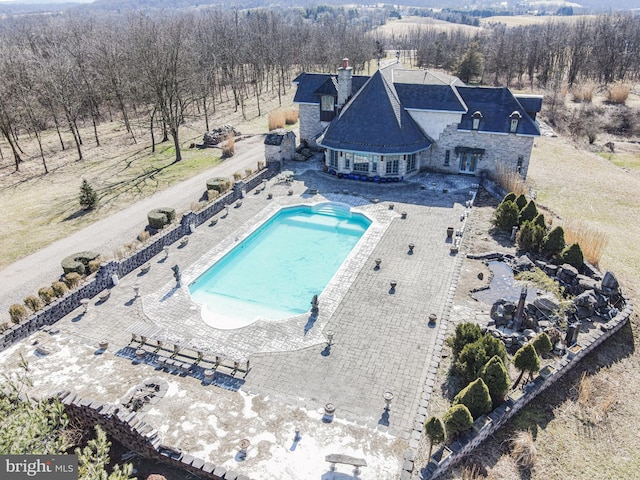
[{"left": 188, "top": 203, "right": 371, "bottom": 329}]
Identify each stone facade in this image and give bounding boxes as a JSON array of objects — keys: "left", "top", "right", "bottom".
[
  {"left": 298, "top": 104, "right": 323, "bottom": 148},
  {"left": 264, "top": 129, "right": 296, "bottom": 168},
  {"left": 425, "top": 123, "right": 534, "bottom": 178}
]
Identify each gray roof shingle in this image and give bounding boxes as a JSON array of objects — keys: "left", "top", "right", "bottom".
[
  {"left": 456, "top": 87, "right": 540, "bottom": 136},
  {"left": 319, "top": 71, "right": 432, "bottom": 154}
]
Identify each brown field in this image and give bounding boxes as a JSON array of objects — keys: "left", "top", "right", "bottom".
[
  {"left": 374, "top": 15, "right": 480, "bottom": 36},
  {"left": 480, "top": 14, "right": 598, "bottom": 27}
]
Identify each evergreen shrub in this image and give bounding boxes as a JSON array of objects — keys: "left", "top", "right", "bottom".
[
  {"left": 453, "top": 378, "right": 493, "bottom": 420},
  {"left": 443, "top": 404, "right": 473, "bottom": 440},
  {"left": 543, "top": 226, "right": 566, "bottom": 256},
  {"left": 559, "top": 242, "right": 584, "bottom": 269},
  {"left": 492, "top": 200, "right": 519, "bottom": 232}
]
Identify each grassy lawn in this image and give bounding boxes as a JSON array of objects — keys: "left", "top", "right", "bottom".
[{"left": 0, "top": 93, "right": 295, "bottom": 269}]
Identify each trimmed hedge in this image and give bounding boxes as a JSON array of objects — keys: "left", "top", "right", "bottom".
[
  {"left": 206, "top": 177, "right": 232, "bottom": 194},
  {"left": 61, "top": 251, "right": 101, "bottom": 275},
  {"left": 147, "top": 207, "right": 176, "bottom": 230}
]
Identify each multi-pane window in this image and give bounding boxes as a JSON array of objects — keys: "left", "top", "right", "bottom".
[
  {"left": 321, "top": 95, "right": 334, "bottom": 112},
  {"left": 407, "top": 153, "right": 417, "bottom": 172},
  {"left": 329, "top": 150, "right": 338, "bottom": 168},
  {"left": 354, "top": 153, "right": 369, "bottom": 172},
  {"left": 444, "top": 150, "right": 450, "bottom": 166},
  {"left": 386, "top": 155, "right": 399, "bottom": 174},
  {"left": 371, "top": 155, "right": 379, "bottom": 172}
]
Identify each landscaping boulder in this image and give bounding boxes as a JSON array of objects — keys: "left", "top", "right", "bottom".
[
  {"left": 514, "top": 254, "right": 535, "bottom": 272},
  {"left": 600, "top": 271, "right": 620, "bottom": 295},
  {"left": 533, "top": 294, "right": 560, "bottom": 313}
]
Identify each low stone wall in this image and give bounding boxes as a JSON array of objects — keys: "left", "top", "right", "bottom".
[
  {"left": 59, "top": 391, "right": 252, "bottom": 480},
  {"left": 0, "top": 167, "right": 279, "bottom": 354},
  {"left": 421, "top": 298, "right": 633, "bottom": 479}
]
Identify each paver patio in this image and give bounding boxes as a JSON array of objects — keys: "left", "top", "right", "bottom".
[{"left": 0, "top": 162, "right": 479, "bottom": 479}]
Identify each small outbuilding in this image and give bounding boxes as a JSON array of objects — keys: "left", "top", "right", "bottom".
[{"left": 264, "top": 129, "right": 296, "bottom": 168}]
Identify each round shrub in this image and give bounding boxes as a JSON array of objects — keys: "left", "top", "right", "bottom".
[
  {"left": 147, "top": 207, "right": 176, "bottom": 230},
  {"left": 206, "top": 177, "right": 232, "bottom": 194},
  {"left": 63, "top": 272, "right": 82, "bottom": 289},
  {"left": 147, "top": 210, "right": 168, "bottom": 229},
  {"left": 233, "top": 171, "right": 242, "bottom": 181},
  {"left": 543, "top": 226, "right": 565, "bottom": 256},
  {"left": 38, "top": 287, "right": 54, "bottom": 305},
  {"left": 453, "top": 378, "right": 492, "bottom": 420},
  {"left": 88, "top": 259, "right": 101, "bottom": 274},
  {"left": 51, "top": 281, "right": 69, "bottom": 297},
  {"left": 480, "top": 355, "right": 511, "bottom": 405},
  {"left": 515, "top": 194, "right": 528, "bottom": 211},
  {"left": 502, "top": 192, "right": 517, "bottom": 204},
  {"left": 24, "top": 295, "right": 42, "bottom": 313},
  {"left": 532, "top": 332, "right": 553, "bottom": 356},
  {"left": 443, "top": 404, "right": 473, "bottom": 440},
  {"left": 519, "top": 200, "right": 538, "bottom": 225},
  {"left": 61, "top": 251, "right": 100, "bottom": 275},
  {"left": 9, "top": 304, "right": 28, "bottom": 324},
  {"left": 492, "top": 200, "right": 519, "bottom": 232},
  {"left": 559, "top": 242, "right": 584, "bottom": 269}
]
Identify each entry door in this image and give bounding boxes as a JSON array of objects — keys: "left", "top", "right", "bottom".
[{"left": 459, "top": 152, "right": 478, "bottom": 174}]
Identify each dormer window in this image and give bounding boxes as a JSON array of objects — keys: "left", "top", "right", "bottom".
[
  {"left": 320, "top": 95, "right": 336, "bottom": 122},
  {"left": 321, "top": 95, "right": 335, "bottom": 112},
  {"left": 510, "top": 111, "right": 522, "bottom": 133},
  {"left": 472, "top": 111, "right": 483, "bottom": 130}
]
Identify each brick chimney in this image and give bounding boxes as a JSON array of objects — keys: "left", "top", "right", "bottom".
[{"left": 337, "top": 58, "right": 353, "bottom": 108}]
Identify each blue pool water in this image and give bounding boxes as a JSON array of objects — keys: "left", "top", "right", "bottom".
[{"left": 188, "top": 203, "right": 371, "bottom": 329}]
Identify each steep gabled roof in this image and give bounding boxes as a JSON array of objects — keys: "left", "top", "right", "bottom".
[
  {"left": 292, "top": 72, "right": 368, "bottom": 104},
  {"left": 319, "top": 70, "right": 432, "bottom": 154},
  {"left": 395, "top": 84, "right": 467, "bottom": 113},
  {"left": 456, "top": 87, "right": 541, "bottom": 136}
]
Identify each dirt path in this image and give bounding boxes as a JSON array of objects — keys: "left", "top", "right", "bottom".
[{"left": 0, "top": 135, "right": 266, "bottom": 319}]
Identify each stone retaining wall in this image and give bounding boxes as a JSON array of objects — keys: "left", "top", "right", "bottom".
[
  {"left": 420, "top": 298, "right": 633, "bottom": 480},
  {"left": 0, "top": 167, "right": 278, "bottom": 354},
  {"left": 59, "top": 391, "right": 252, "bottom": 480}
]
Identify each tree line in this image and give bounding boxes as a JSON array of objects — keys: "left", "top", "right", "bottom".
[
  {"left": 393, "top": 14, "right": 640, "bottom": 89},
  {"left": 3, "top": 8, "right": 639, "bottom": 173},
  {"left": 0, "top": 6, "right": 386, "bottom": 171}
]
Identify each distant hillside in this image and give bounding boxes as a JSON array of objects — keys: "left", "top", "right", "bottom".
[{"left": 0, "top": 0, "right": 637, "bottom": 17}]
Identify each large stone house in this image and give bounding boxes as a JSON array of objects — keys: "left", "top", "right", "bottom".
[{"left": 293, "top": 59, "right": 542, "bottom": 181}]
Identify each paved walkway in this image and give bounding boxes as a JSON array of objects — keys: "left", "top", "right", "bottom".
[{"left": 0, "top": 161, "right": 479, "bottom": 479}]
